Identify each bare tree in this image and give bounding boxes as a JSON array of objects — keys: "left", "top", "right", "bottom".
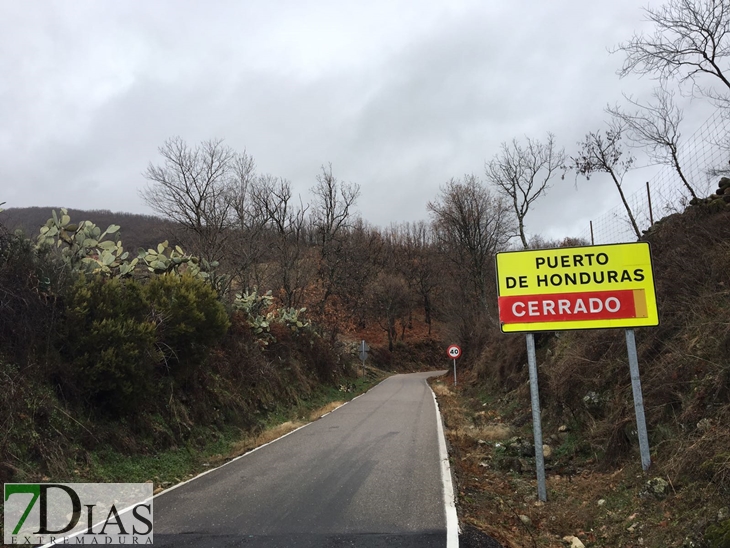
[
  {"left": 365, "top": 272, "right": 411, "bottom": 352},
  {"left": 427, "top": 175, "right": 515, "bottom": 323},
  {"left": 607, "top": 86, "right": 698, "bottom": 200},
  {"left": 251, "top": 175, "right": 311, "bottom": 307},
  {"left": 388, "top": 221, "right": 439, "bottom": 335},
  {"left": 332, "top": 218, "right": 384, "bottom": 331},
  {"left": 572, "top": 124, "right": 641, "bottom": 239},
  {"left": 485, "top": 133, "right": 565, "bottom": 249},
  {"left": 227, "top": 154, "right": 268, "bottom": 289},
  {"left": 141, "top": 137, "right": 249, "bottom": 264},
  {"left": 614, "top": 0, "right": 730, "bottom": 103},
  {"left": 311, "top": 164, "right": 360, "bottom": 249},
  {"left": 309, "top": 164, "right": 361, "bottom": 308}
]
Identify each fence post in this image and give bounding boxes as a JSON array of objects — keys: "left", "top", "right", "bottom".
[
  {"left": 646, "top": 182, "right": 654, "bottom": 227},
  {"left": 590, "top": 221, "right": 595, "bottom": 245}
]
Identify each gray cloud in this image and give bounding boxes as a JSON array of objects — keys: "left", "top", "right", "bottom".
[{"left": 0, "top": 0, "right": 717, "bottom": 241}]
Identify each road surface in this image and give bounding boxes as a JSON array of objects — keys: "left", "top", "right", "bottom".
[{"left": 153, "top": 371, "right": 454, "bottom": 547}]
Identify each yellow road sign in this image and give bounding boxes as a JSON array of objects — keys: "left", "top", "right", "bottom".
[{"left": 496, "top": 242, "right": 659, "bottom": 332}]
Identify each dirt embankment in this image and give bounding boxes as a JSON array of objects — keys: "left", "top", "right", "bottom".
[{"left": 437, "top": 204, "right": 730, "bottom": 547}]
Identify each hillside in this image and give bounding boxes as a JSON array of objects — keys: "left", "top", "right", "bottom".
[
  {"left": 3, "top": 197, "right": 729, "bottom": 546},
  {"left": 0, "top": 207, "right": 180, "bottom": 252},
  {"left": 435, "top": 202, "right": 730, "bottom": 547}
]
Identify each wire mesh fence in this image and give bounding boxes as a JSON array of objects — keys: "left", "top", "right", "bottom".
[{"left": 577, "top": 108, "right": 730, "bottom": 245}]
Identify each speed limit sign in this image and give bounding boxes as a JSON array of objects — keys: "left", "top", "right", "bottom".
[{"left": 447, "top": 345, "right": 462, "bottom": 359}]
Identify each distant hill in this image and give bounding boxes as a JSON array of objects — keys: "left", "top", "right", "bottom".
[{"left": 0, "top": 207, "right": 181, "bottom": 252}]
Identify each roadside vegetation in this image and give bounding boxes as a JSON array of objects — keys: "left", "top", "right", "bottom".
[
  {"left": 0, "top": 207, "right": 389, "bottom": 494},
  {"left": 2, "top": 1, "right": 730, "bottom": 546},
  {"left": 433, "top": 203, "right": 730, "bottom": 547}
]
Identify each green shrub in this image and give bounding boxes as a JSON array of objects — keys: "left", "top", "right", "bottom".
[
  {"left": 706, "top": 519, "right": 730, "bottom": 548},
  {"left": 144, "top": 274, "right": 229, "bottom": 378},
  {"left": 0, "top": 228, "right": 56, "bottom": 364},
  {"left": 61, "top": 276, "right": 157, "bottom": 410}
]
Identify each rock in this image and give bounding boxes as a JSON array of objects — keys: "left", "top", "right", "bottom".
[
  {"left": 697, "top": 418, "right": 712, "bottom": 431},
  {"left": 718, "top": 507, "right": 729, "bottom": 521},
  {"left": 709, "top": 198, "right": 727, "bottom": 212},
  {"left": 519, "top": 514, "right": 532, "bottom": 526},
  {"left": 562, "top": 535, "right": 585, "bottom": 548},
  {"left": 153, "top": 486, "right": 164, "bottom": 495},
  {"left": 505, "top": 436, "right": 534, "bottom": 457},
  {"left": 641, "top": 477, "right": 669, "bottom": 499},
  {"left": 597, "top": 499, "right": 606, "bottom": 506},
  {"left": 558, "top": 424, "right": 569, "bottom": 433},
  {"left": 583, "top": 391, "right": 600, "bottom": 406},
  {"left": 628, "top": 522, "right": 639, "bottom": 532},
  {"left": 542, "top": 444, "right": 553, "bottom": 460}
]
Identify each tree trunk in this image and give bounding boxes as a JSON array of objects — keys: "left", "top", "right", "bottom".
[
  {"left": 518, "top": 216, "right": 528, "bottom": 249},
  {"left": 609, "top": 168, "right": 642, "bottom": 238},
  {"left": 670, "top": 148, "right": 697, "bottom": 200}
]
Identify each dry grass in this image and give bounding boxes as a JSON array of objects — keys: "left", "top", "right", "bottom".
[
  {"left": 432, "top": 378, "right": 728, "bottom": 548},
  {"left": 228, "top": 420, "right": 306, "bottom": 460},
  {"left": 459, "top": 424, "right": 512, "bottom": 442},
  {"left": 309, "top": 400, "right": 345, "bottom": 420},
  {"left": 431, "top": 382, "right": 453, "bottom": 397},
  {"left": 226, "top": 401, "right": 348, "bottom": 461}
]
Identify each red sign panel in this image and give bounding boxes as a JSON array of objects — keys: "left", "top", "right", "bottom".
[{"left": 498, "top": 289, "right": 648, "bottom": 325}]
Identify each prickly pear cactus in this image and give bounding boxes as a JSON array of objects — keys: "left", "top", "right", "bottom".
[
  {"left": 233, "top": 288, "right": 275, "bottom": 344},
  {"left": 279, "top": 306, "right": 311, "bottom": 333},
  {"left": 137, "top": 240, "right": 220, "bottom": 282},
  {"left": 36, "top": 208, "right": 137, "bottom": 277},
  {"left": 233, "top": 289, "right": 312, "bottom": 345}
]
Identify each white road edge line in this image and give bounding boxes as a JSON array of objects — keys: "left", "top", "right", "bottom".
[
  {"left": 153, "top": 420, "right": 314, "bottom": 500},
  {"left": 37, "top": 377, "right": 390, "bottom": 547},
  {"left": 430, "top": 384, "right": 460, "bottom": 548},
  {"left": 154, "top": 377, "right": 386, "bottom": 500}
]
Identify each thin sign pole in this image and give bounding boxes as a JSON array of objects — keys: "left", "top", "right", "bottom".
[
  {"left": 526, "top": 333, "right": 547, "bottom": 502},
  {"left": 453, "top": 359, "right": 457, "bottom": 386},
  {"left": 625, "top": 329, "right": 651, "bottom": 471}
]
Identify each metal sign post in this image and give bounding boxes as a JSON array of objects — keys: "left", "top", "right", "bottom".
[
  {"left": 446, "top": 345, "right": 461, "bottom": 386},
  {"left": 526, "top": 333, "right": 547, "bottom": 502},
  {"left": 495, "top": 243, "right": 660, "bottom": 497},
  {"left": 359, "top": 340, "right": 369, "bottom": 378},
  {"left": 625, "top": 329, "right": 651, "bottom": 471}
]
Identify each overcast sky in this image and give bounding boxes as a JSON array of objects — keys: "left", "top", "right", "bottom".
[{"left": 0, "top": 0, "right": 721, "bottom": 241}]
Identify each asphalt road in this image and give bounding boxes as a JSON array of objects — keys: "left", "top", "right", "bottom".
[{"left": 153, "top": 371, "right": 452, "bottom": 547}]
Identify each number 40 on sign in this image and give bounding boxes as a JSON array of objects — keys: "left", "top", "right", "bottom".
[
  {"left": 447, "top": 345, "right": 461, "bottom": 359},
  {"left": 447, "top": 345, "right": 461, "bottom": 385}
]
